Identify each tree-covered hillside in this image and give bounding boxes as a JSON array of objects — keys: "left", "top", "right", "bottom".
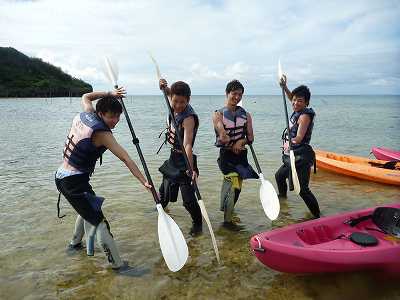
[{"left": 0, "top": 47, "right": 92, "bottom": 97}]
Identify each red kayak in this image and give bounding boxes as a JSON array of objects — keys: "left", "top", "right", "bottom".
[
  {"left": 250, "top": 203, "right": 400, "bottom": 274},
  {"left": 372, "top": 147, "right": 400, "bottom": 161}
]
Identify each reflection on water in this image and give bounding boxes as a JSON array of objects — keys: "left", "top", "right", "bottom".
[{"left": 0, "top": 96, "right": 399, "bottom": 299}]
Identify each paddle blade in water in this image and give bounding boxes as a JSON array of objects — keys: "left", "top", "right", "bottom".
[
  {"left": 259, "top": 173, "right": 280, "bottom": 220},
  {"left": 198, "top": 200, "right": 221, "bottom": 264},
  {"left": 156, "top": 204, "right": 188, "bottom": 272},
  {"left": 104, "top": 56, "right": 119, "bottom": 87},
  {"left": 289, "top": 150, "right": 301, "bottom": 195}
]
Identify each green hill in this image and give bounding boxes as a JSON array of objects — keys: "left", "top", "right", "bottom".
[{"left": 0, "top": 47, "right": 92, "bottom": 97}]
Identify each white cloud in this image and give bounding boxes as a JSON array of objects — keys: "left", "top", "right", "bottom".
[
  {"left": 190, "top": 63, "right": 222, "bottom": 80},
  {"left": 223, "top": 62, "right": 250, "bottom": 79},
  {"left": 0, "top": 0, "right": 399, "bottom": 94}
]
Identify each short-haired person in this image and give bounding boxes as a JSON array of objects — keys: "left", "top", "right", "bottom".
[
  {"left": 158, "top": 79, "right": 203, "bottom": 236},
  {"left": 276, "top": 75, "right": 320, "bottom": 218},
  {"left": 55, "top": 87, "right": 151, "bottom": 271},
  {"left": 212, "top": 80, "right": 258, "bottom": 229}
]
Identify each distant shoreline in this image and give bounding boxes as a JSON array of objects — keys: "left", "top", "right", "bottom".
[{"left": 0, "top": 94, "right": 399, "bottom": 99}]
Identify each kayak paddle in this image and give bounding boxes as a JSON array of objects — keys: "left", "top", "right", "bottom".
[
  {"left": 237, "top": 102, "right": 280, "bottom": 220},
  {"left": 278, "top": 59, "right": 301, "bottom": 195},
  {"left": 248, "top": 143, "right": 280, "bottom": 220},
  {"left": 149, "top": 54, "right": 221, "bottom": 264},
  {"left": 103, "top": 57, "right": 188, "bottom": 272}
]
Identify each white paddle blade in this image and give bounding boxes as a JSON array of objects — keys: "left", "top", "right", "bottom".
[
  {"left": 148, "top": 52, "right": 162, "bottom": 80},
  {"left": 289, "top": 150, "right": 301, "bottom": 195},
  {"left": 258, "top": 173, "right": 280, "bottom": 220},
  {"left": 198, "top": 200, "right": 221, "bottom": 264},
  {"left": 156, "top": 204, "right": 188, "bottom": 272},
  {"left": 278, "top": 59, "right": 283, "bottom": 81},
  {"left": 237, "top": 99, "right": 243, "bottom": 107},
  {"left": 104, "top": 56, "right": 119, "bottom": 87}
]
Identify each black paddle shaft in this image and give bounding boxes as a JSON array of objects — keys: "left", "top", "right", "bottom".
[
  {"left": 115, "top": 85, "right": 160, "bottom": 203},
  {"left": 249, "top": 144, "right": 262, "bottom": 174},
  {"left": 281, "top": 87, "right": 294, "bottom": 190},
  {"left": 160, "top": 88, "right": 202, "bottom": 201},
  {"left": 281, "top": 87, "right": 293, "bottom": 149}
]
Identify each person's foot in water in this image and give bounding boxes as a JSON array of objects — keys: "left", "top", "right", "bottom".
[
  {"left": 232, "top": 214, "right": 241, "bottom": 223},
  {"left": 112, "top": 261, "right": 148, "bottom": 277},
  {"left": 66, "top": 242, "right": 84, "bottom": 255},
  {"left": 189, "top": 223, "right": 203, "bottom": 237},
  {"left": 304, "top": 211, "right": 321, "bottom": 220},
  {"left": 222, "top": 221, "right": 244, "bottom": 231}
]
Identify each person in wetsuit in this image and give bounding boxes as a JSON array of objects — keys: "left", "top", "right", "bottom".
[
  {"left": 275, "top": 75, "right": 321, "bottom": 218},
  {"left": 157, "top": 79, "right": 203, "bottom": 236},
  {"left": 55, "top": 87, "right": 151, "bottom": 270},
  {"left": 212, "top": 80, "right": 259, "bottom": 229}
]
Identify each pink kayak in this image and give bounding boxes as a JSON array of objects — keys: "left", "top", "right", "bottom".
[
  {"left": 372, "top": 147, "right": 400, "bottom": 161},
  {"left": 250, "top": 203, "right": 400, "bottom": 274}
]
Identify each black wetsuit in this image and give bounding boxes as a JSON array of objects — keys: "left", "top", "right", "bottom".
[
  {"left": 158, "top": 105, "right": 202, "bottom": 227},
  {"left": 275, "top": 108, "right": 320, "bottom": 218}
]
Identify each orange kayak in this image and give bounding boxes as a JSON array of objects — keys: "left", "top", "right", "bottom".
[{"left": 315, "top": 150, "right": 400, "bottom": 186}]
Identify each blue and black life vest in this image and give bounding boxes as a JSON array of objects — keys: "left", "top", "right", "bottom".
[
  {"left": 215, "top": 106, "right": 248, "bottom": 148},
  {"left": 283, "top": 107, "right": 315, "bottom": 149},
  {"left": 163, "top": 104, "right": 199, "bottom": 151},
  {"left": 63, "top": 112, "right": 111, "bottom": 174}
]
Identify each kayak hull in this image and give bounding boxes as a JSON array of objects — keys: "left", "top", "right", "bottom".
[
  {"left": 250, "top": 204, "right": 400, "bottom": 273},
  {"left": 372, "top": 147, "right": 400, "bottom": 161},
  {"left": 315, "top": 150, "right": 400, "bottom": 186}
]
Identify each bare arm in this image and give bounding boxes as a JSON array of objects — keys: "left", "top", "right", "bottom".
[
  {"left": 231, "top": 112, "right": 253, "bottom": 154},
  {"left": 212, "top": 111, "right": 230, "bottom": 144},
  {"left": 81, "top": 87, "right": 126, "bottom": 113},
  {"left": 279, "top": 75, "right": 293, "bottom": 101},
  {"left": 292, "top": 114, "right": 311, "bottom": 144},
  {"left": 182, "top": 116, "right": 195, "bottom": 173},
  {"left": 93, "top": 131, "right": 149, "bottom": 187}
]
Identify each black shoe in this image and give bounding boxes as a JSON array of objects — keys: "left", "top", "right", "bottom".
[
  {"left": 278, "top": 193, "right": 287, "bottom": 198},
  {"left": 189, "top": 223, "right": 203, "bottom": 237},
  {"left": 113, "top": 261, "right": 150, "bottom": 277},
  {"left": 66, "top": 242, "right": 84, "bottom": 255},
  {"left": 222, "top": 222, "right": 244, "bottom": 231}
]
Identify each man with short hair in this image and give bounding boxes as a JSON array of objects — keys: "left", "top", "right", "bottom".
[
  {"left": 276, "top": 75, "right": 320, "bottom": 218},
  {"left": 212, "top": 80, "right": 259, "bottom": 229},
  {"left": 157, "top": 79, "right": 203, "bottom": 236},
  {"left": 55, "top": 87, "right": 151, "bottom": 270}
]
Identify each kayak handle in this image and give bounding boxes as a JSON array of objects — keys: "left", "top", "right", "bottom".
[{"left": 253, "top": 236, "right": 265, "bottom": 253}]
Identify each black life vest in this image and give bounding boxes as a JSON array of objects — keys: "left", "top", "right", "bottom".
[
  {"left": 159, "top": 104, "right": 199, "bottom": 152},
  {"left": 282, "top": 107, "right": 315, "bottom": 149}
]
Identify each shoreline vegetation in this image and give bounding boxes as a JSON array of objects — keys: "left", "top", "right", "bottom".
[{"left": 0, "top": 47, "right": 92, "bottom": 98}]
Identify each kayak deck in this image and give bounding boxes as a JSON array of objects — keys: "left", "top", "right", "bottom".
[{"left": 250, "top": 204, "right": 400, "bottom": 273}]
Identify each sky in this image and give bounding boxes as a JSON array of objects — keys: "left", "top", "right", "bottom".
[{"left": 1, "top": 0, "right": 399, "bottom": 95}]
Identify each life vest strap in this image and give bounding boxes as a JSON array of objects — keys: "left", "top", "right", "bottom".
[{"left": 63, "top": 134, "right": 76, "bottom": 159}]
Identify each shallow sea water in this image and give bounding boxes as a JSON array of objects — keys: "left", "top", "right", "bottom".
[{"left": 0, "top": 95, "right": 399, "bottom": 299}]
